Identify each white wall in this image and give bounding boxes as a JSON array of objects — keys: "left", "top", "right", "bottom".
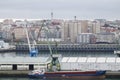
[{"left": 60, "top": 57, "right": 120, "bottom": 71}]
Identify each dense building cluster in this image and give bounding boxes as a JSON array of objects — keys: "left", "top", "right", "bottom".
[{"left": 0, "top": 19, "right": 120, "bottom": 44}]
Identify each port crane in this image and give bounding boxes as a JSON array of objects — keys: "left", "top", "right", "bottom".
[
  {"left": 24, "top": 23, "right": 38, "bottom": 57},
  {"left": 24, "top": 20, "right": 53, "bottom": 57},
  {"left": 24, "top": 20, "right": 60, "bottom": 70},
  {"left": 41, "top": 21, "right": 61, "bottom": 71}
]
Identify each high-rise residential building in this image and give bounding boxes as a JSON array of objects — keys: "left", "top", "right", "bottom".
[
  {"left": 62, "top": 20, "right": 82, "bottom": 43},
  {"left": 61, "top": 21, "right": 69, "bottom": 42},
  {"left": 69, "top": 21, "right": 82, "bottom": 43},
  {"left": 88, "top": 21, "right": 100, "bottom": 33},
  {"left": 62, "top": 20, "right": 101, "bottom": 43},
  {"left": 92, "top": 21, "right": 100, "bottom": 33},
  {"left": 80, "top": 20, "right": 88, "bottom": 33}
]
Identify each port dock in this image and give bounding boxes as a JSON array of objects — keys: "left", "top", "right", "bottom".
[
  {"left": 0, "top": 44, "right": 120, "bottom": 78},
  {"left": 0, "top": 70, "right": 29, "bottom": 77},
  {"left": 0, "top": 70, "right": 119, "bottom": 78},
  {"left": 16, "top": 44, "right": 119, "bottom": 52},
  {"left": 0, "top": 44, "right": 119, "bottom": 52}
]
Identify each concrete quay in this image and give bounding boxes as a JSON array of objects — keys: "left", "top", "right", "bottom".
[
  {"left": 0, "top": 70, "right": 120, "bottom": 78},
  {"left": 106, "top": 71, "right": 120, "bottom": 78},
  {"left": 0, "top": 44, "right": 119, "bottom": 52},
  {"left": 0, "top": 70, "right": 29, "bottom": 77},
  {"left": 16, "top": 44, "right": 119, "bottom": 52}
]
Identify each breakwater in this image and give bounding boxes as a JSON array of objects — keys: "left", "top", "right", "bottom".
[
  {"left": 16, "top": 44, "right": 119, "bottom": 52},
  {"left": 0, "top": 44, "right": 119, "bottom": 52}
]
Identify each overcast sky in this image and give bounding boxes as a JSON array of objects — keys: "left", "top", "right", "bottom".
[{"left": 0, "top": 0, "right": 120, "bottom": 20}]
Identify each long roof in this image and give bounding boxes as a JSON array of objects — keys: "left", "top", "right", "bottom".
[
  {"left": 61, "top": 57, "right": 120, "bottom": 63},
  {"left": 0, "top": 56, "right": 49, "bottom": 64}
]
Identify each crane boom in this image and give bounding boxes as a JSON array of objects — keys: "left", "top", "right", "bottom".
[
  {"left": 37, "top": 26, "right": 43, "bottom": 42},
  {"left": 43, "top": 27, "right": 53, "bottom": 58},
  {"left": 24, "top": 25, "right": 31, "bottom": 52},
  {"left": 24, "top": 24, "right": 38, "bottom": 57}
]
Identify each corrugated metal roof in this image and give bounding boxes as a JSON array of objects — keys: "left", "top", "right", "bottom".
[
  {"left": 77, "top": 57, "right": 87, "bottom": 62},
  {"left": 61, "top": 57, "right": 69, "bottom": 62},
  {"left": 106, "top": 58, "right": 116, "bottom": 63},
  {"left": 116, "top": 58, "right": 120, "bottom": 63},
  {"left": 87, "top": 58, "right": 96, "bottom": 63},
  {"left": 96, "top": 57, "right": 106, "bottom": 63},
  {"left": 0, "top": 57, "right": 49, "bottom": 64},
  {"left": 61, "top": 57, "right": 120, "bottom": 63},
  {"left": 67, "top": 57, "right": 78, "bottom": 62}
]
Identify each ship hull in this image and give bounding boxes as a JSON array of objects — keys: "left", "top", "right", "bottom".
[
  {"left": 43, "top": 75, "right": 105, "bottom": 79},
  {"left": 29, "top": 70, "right": 106, "bottom": 79}
]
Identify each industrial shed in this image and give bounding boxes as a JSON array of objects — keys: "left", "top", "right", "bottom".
[
  {"left": 60, "top": 57, "right": 120, "bottom": 71},
  {"left": 0, "top": 57, "right": 49, "bottom": 70},
  {"left": 0, "top": 56, "right": 120, "bottom": 71}
]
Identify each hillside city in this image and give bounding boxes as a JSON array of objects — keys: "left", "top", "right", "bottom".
[{"left": 0, "top": 19, "right": 120, "bottom": 45}]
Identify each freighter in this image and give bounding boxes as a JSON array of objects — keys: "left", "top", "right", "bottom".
[
  {"left": 28, "top": 69, "right": 106, "bottom": 79},
  {"left": 28, "top": 55, "right": 106, "bottom": 79}
]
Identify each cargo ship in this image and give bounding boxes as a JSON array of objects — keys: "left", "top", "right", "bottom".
[
  {"left": 28, "top": 55, "right": 106, "bottom": 79},
  {"left": 28, "top": 69, "right": 106, "bottom": 79}
]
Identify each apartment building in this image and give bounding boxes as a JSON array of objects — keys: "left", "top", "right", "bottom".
[{"left": 62, "top": 20, "right": 89, "bottom": 43}]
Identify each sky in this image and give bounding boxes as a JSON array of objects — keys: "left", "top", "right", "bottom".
[{"left": 0, "top": 0, "right": 120, "bottom": 20}]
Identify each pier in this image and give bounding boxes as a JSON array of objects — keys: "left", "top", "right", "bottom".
[
  {"left": 16, "top": 44, "right": 119, "bottom": 52},
  {"left": 0, "top": 44, "right": 119, "bottom": 52},
  {"left": 0, "top": 44, "right": 120, "bottom": 78},
  {"left": 0, "top": 70, "right": 120, "bottom": 78}
]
